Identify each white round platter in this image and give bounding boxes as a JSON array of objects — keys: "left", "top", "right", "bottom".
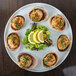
[{"left": 4, "top": 3, "right": 73, "bottom": 72}]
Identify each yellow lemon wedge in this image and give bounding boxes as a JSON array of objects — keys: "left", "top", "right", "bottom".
[
  {"left": 38, "top": 30, "right": 44, "bottom": 43},
  {"left": 28, "top": 31, "right": 36, "bottom": 44},
  {"left": 33, "top": 30, "right": 40, "bottom": 43}
]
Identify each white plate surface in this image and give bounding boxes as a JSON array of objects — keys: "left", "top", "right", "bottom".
[{"left": 4, "top": 3, "right": 73, "bottom": 72}]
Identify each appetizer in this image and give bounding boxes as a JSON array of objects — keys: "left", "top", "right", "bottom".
[
  {"left": 11, "top": 15, "right": 25, "bottom": 30},
  {"left": 29, "top": 6, "right": 48, "bottom": 22},
  {"left": 17, "top": 53, "right": 37, "bottom": 69},
  {"left": 22, "top": 23, "right": 53, "bottom": 51},
  {"left": 6, "top": 32, "right": 20, "bottom": 51},
  {"left": 42, "top": 52, "right": 58, "bottom": 68},
  {"left": 57, "top": 35, "right": 70, "bottom": 51},
  {"left": 48, "top": 14, "right": 65, "bottom": 31}
]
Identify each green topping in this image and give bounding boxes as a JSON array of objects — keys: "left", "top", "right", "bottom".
[
  {"left": 11, "top": 20, "right": 16, "bottom": 23},
  {"left": 44, "top": 59, "right": 48, "bottom": 66},
  {"left": 60, "top": 36, "right": 65, "bottom": 44},
  {"left": 32, "top": 17, "right": 35, "bottom": 21},
  {"left": 44, "top": 59, "right": 50, "bottom": 67},
  {"left": 61, "top": 39, "right": 64, "bottom": 44},
  {"left": 32, "top": 17, "right": 40, "bottom": 22},
  {"left": 11, "top": 20, "right": 21, "bottom": 29},
  {"left": 47, "top": 54, "right": 53, "bottom": 59},
  {"left": 35, "top": 13, "right": 39, "bottom": 16},
  {"left": 8, "top": 35, "right": 18, "bottom": 41},
  {"left": 8, "top": 36, "right": 13, "bottom": 39},
  {"left": 21, "top": 55, "right": 30, "bottom": 63},
  {"left": 12, "top": 20, "right": 19, "bottom": 25},
  {"left": 20, "top": 55, "right": 30, "bottom": 68},
  {"left": 43, "top": 54, "right": 54, "bottom": 66},
  {"left": 60, "top": 35, "right": 68, "bottom": 48},
  {"left": 31, "top": 11, "right": 41, "bottom": 22},
  {"left": 58, "top": 20, "right": 62, "bottom": 26}
]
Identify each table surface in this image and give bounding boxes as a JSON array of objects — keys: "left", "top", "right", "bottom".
[{"left": 0, "top": 0, "right": 76, "bottom": 76}]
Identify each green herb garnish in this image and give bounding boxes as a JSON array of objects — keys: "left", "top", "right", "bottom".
[
  {"left": 58, "top": 20, "right": 62, "bottom": 26},
  {"left": 47, "top": 55, "right": 53, "bottom": 59},
  {"left": 12, "top": 20, "right": 20, "bottom": 28},
  {"left": 44, "top": 59, "right": 49, "bottom": 66}
]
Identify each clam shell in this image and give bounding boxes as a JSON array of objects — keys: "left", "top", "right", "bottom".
[
  {"left": 42, "top": 52, "right": 59, "bottom": 68},
  {"left": 11, "top": 15, "right": 25, "bottom": 31},
  {"left": 48, "top": 14, "right": 65, "bottom": 31},
  {"left": 17, "top": 52, "right": 38, "bottom": 69},
  {"left": 57, "top": 34, "right": 71, "bottom": 52},
  {"left": 29, "top": 6, "right": 48, "bottom": 22},
  {"left": 5, "top": 32, "right": 20, "bottom": 52}
]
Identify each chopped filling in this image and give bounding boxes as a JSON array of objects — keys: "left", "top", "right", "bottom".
[
  {"left": 43, "top": 53, "right": 57, "bottom": 67},
  {"left": 19, "top": 55, "right": 32, "bottom": 68},
  {"left": 51, "top": 14, "right": 65, "bottom": 30},
  {"left": 58, "top": 35, "right": 70, "bottom": 50},
  {"left": 7, "top": 33, "right": 20, "bottom": 49},
  {"left": 11, "top": 16, "right": 24, "bottom": 30},
  {"left": 30, "top": 9, "right": 43, "bottom": 22}
]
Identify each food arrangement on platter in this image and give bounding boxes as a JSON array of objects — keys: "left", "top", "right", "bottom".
[{"left": 4, "top": 3, "right": 72, "bottom": 72}]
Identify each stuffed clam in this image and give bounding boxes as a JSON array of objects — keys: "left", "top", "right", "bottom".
[
  {"left": 11, "top": 15, "right": 25, "bottom": 30},
  {"left": 48, "top": 14, "right": 65, "bottom": 31},
  {"left": 57, "top": 35, "right": 70, "bottom": 51},
  {"left": 17, "top": 53, "right": 38, "bottom": 69},
  {"left": 6, "top": 32, "right": 20, "bottom": 51},
  {"left": 42, "top": 52, "right": 58, "bottom": 68},
  {"left": 29, "top": 6, "right": 48, "bottom": 22}
]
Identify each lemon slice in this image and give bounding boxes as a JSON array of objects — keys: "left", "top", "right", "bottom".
[
  {"left": 38, "top": 30, "right": 44, "bottom": 43},
  {"left": 28, "top": 31, "right": 36, "bottom": 44},
  {"left": 33, "top": 30, "right": 40, "bottom": 43}
]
